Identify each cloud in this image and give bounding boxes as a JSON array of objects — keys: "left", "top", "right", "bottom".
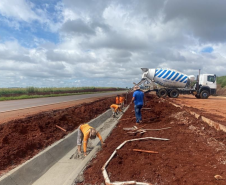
[
  {"left": 0, "top": 0, "right": 42, "bottom": 22},
  {"left": 163, "top": 0, "right": 226, "bottom": 43},
  {"left": 60, "top": 19, "right": 95, "bottom": 35},
  {"left": 86, "top": 31, "right": 149, "bottom": 50},
  {"left": 132, "top": 0, "right": 166, "bottom": 19},
  {"left": 0, "top": 41, "right": 33, "bottom": 62},
  {"left": 46, "top": 49, "right": 98, "bottom": 64},
  {"left": 63, "top": 0, "right": 110, "bottom": 18},
  {"left": 1, "top": 0, "right": 226, "bottom": 88}
]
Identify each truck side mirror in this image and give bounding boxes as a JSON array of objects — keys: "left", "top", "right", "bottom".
[{"left": 213, "top": 74, "right": 216, "bottom": 83}]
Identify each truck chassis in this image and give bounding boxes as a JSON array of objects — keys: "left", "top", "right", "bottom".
[{"left": 146, "top": 86, "right": 216, "bottom": 99}]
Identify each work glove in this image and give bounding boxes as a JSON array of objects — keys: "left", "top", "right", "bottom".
[{"left": 74, "top": 152, "right": 85, "bottom": 159}]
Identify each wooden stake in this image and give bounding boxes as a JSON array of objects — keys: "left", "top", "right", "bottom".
[
  {"left": 133, "top": 149, "right": 158, "bottom": 154},
  {"left": 119, "top": 117, "right": 136, "bottom": 121},
  {"left": 123, "top": 125, "right": 146, "bottom": 131},
  {"left": 123, "top": 128, "right": 135, "bottom": 131},
  {"left": 144, "top": 127, "right": 171, "bottom": 131},
  {"left": 133, "top": 125, "right": 146, "bottom": 131},
  {"left": 56, "top": 125, "right": 67, "bottom": 132}
]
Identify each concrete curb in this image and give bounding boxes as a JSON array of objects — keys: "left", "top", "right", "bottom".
[
  {"left": 70, "top": 106, "right": 130, "bottom": 185},
  {"left": 0, "top": 109, "right": 112, "bottom": 185},
  {"left": 170, "top": 102, "right": 226, "bottom": 133},
  {"left": 31, "top": 107, "right": 129, "bottom": 185}
]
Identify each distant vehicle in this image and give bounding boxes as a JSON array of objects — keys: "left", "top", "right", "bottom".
[{"left": 134, "top": 68, "right": 216, "bottom": 99}]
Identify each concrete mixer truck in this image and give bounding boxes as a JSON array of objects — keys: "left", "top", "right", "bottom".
[{"left": 135, "top": 68, "right": 216, "bottom": 99}]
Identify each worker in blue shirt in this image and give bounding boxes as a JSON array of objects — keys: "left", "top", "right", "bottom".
[{"left": 131, "top": 85, "right": 145, "bottom": 125}]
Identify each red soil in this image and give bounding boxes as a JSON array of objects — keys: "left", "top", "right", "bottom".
[
  {"left": 169, "top": 95, "right": 226, "bottom": 126},
  {"left": 79, "top": 94, "right": 226, "bottom": 185},
  {"left": 1, "top": 91, "right": 226, "bottom": 185},
  {"left": 0, "top": 95, "right": 127, "bottom": 176},
  {"left": 0, "top": 93, "right": 124, "bottom": 124}
]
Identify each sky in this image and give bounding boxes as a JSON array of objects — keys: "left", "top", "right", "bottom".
[{"left": 0, "top": 0, "right": 226, "bottom": 88}]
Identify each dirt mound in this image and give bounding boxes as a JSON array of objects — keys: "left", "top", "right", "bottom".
[
  {"left": 168, "top": 95, "right": 226, "bottom": 126},
  {"left": 0, "top": 94, "right": 132, "bottom": 176},
  {"left": 79, "top": 94, "right": 226, "bottom": 185},
  {"left": 217, "top": 85, "right": 226, "bottom": 96}
]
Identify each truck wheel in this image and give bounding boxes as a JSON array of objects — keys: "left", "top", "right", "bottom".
[
  {"left": 156, "top": 91, "right": 160, "bottom": 98},
  {"left": 170, "top": 89, "right": 179, "bottom": 98},
  {"left": 158, "top": 88, "right": 167, "bottom": 98},
  {"left": 195, "top": 94, "right": 201, "bottom": 99},
  {"left": 200, "top": 90, "right": 209, "bottom": 99}
]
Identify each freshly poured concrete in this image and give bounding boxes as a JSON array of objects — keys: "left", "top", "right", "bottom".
[{"left": 0, "top": 108, "right": 126, "bottom": 185}]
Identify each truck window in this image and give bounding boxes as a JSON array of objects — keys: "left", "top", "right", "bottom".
[{"left": 207, "top": 76, "right": 215, "bottom": 82}]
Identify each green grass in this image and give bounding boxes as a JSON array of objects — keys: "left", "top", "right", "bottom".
[
  {"left": 0, "top": 91, "right": 123, "bottom": 101},
  {"left": 0, "top": 87, "right": 122, "bottom": 97},
  {"left": 0, "top": 86, "right": 126, "bottom": 101},
  {"left": 217, "top": 76, "right": 226, "bottom": 88}
]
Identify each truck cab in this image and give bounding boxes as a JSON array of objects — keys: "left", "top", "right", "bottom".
[
  {"left": 199, "top": 74, "right": 216, "bottom": 89},
  {"left": 197, "top": 74, "right": 217, "bottom": 98}
]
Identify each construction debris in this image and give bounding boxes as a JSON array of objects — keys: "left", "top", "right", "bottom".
[
  {"left": 125, "top": 125, "right": 147, "bottom": 135},
  {"left": 214, "top": 175, "right": 224, "bottom": 180},
  {"left": 124, "top": 126, "right": 171, "bottom": 135},
  {"left": 123, "top": 126, "right": 138, "bottom": 131},
  {"left": 102, "top": 137, "right": 169, "bottom": 185},
  {"left": 123, "top": 126, "right": 171, "bottom": 131}
]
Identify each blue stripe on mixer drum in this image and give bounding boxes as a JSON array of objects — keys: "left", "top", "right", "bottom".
[
  {"left": 176, "top": 74, "right": 184, "bottom": 81},
  {"left": 171, "top": 73, "right": 179, "bottom": 81},
  {"left": 162, "top": 70, "right": 171, "bottom": 79},
  {"left": 183, "top": 80, "right": 187, "bottom": 83},
  {"left": 167, "top": 71, "right": 175, "bottom": 80},
  {"left": 157, "top": 70, "right": 167, "bottom": 77},
  {"left": 155, "top": 69, "right": 162, "bottom": 76},
  {"left": 180, "top": 76, "right": 187, "bottom": 82}
]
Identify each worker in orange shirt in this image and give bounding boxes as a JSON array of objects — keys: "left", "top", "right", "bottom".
[
  {"left": 116, "top": 95, "right": 126, "bottom": 107},
  {"left": 110, "top": 104, "right": 122, "bottom": 117},
  {"left": 116, "top": 95, "right": 120, "bottom": 105},
  {"left": 77, "top": 123, "right": 105, "bottom": 157},
  {"left": 119, "top": 96, "right": 125, "bottom": 109}
]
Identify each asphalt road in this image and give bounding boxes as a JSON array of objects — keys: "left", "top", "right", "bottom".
[{"left": 0, "top": 91, "right": 126, "bottom": 113}]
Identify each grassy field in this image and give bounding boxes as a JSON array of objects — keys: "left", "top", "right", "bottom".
[
  {"left": 0, "top": 92, "right": 113, "bottom": 101},
  {"left": 0, "top": 87, "right": 111, "bottom": 96},
  {"left": 217, "top": 76, "right": 226, "bottom": 88},
  {"left": 0, "top": 87, "right": 125, "bottom": 101}
]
